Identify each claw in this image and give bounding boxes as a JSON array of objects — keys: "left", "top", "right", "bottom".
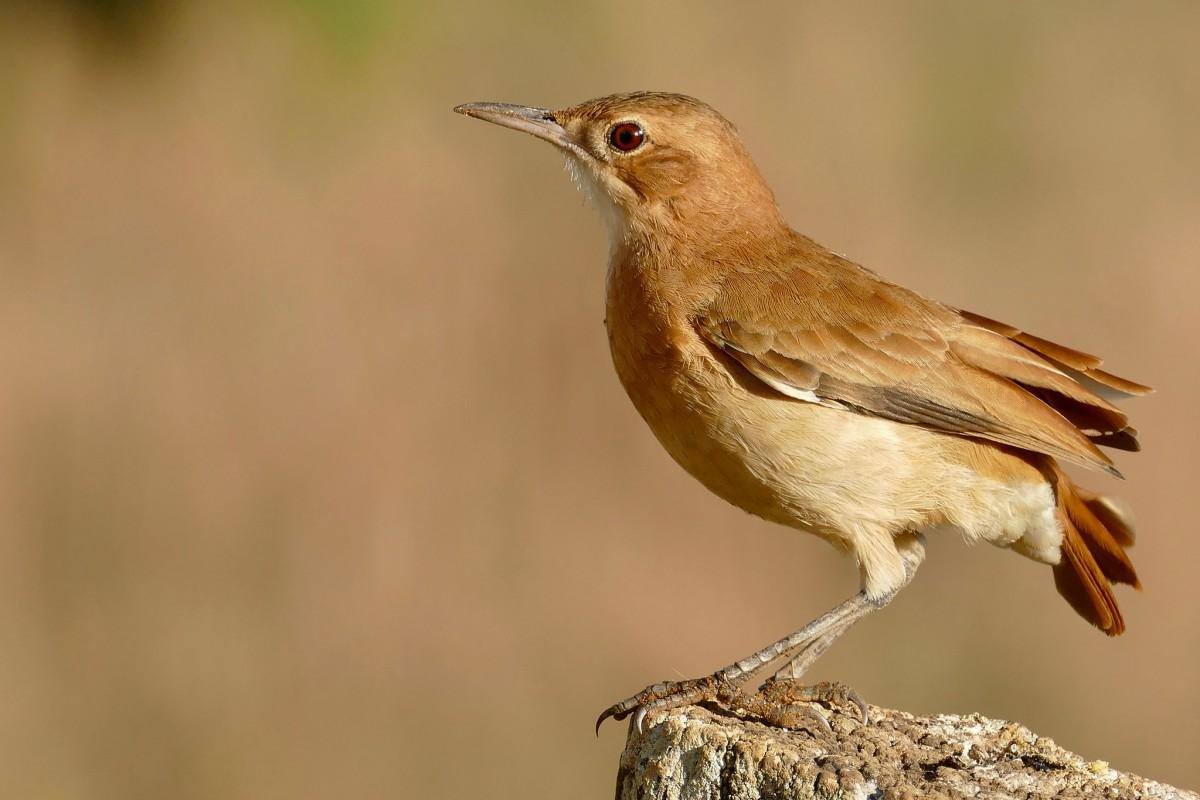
[
  {"left": 595, "top": 685, "right": 653, "bottom": 733},
  {"left": 845, "top": 686, "right": 869, "bottom": 724},
  {"left": 805, "top": 681, "right": 869, "bottom": 724},
  {"left": 595, "top": 675, "right": 730, "bottom": 734},
  {"left": 595, "top": 693, "right": 644, "bottom": 735}
]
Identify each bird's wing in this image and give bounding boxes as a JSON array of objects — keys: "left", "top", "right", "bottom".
[{"left": 696, "top": 249, "right": 1148, "bottom": 476}]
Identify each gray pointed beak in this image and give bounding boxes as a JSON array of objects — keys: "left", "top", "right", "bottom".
[{"left": 453, "top": 102, "right": 576, "bottom": 151}]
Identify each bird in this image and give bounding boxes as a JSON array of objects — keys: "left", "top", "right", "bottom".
[{"left": 454, "top": 92, "right": 1151, "bottom": 733}]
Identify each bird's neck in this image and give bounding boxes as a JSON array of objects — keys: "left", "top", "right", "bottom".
[{"left": 607, "top": 211, "right": 795, "bottom": 325}]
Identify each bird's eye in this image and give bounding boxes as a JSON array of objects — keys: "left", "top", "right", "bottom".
[{"left": 608, "top": 122, "right": 645, "bottom": 152}]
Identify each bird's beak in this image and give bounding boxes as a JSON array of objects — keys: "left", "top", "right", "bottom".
[{"left": 453, "top": 102, "right": 577, "bottom": 151}]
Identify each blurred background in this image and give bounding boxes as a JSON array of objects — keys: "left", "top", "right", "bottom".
[{"left": 1, "top": 1, "right": 1198, "bottom": 797}]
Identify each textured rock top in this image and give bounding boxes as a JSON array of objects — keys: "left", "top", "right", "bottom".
[{"left": 616, "top": 704, "right": 1196, "bottom": 800}]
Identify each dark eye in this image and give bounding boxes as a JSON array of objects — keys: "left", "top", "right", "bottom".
[{"left": 608, "top": 122, "right": 645, "bottom": 152}]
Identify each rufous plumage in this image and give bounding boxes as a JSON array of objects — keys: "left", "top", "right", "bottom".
[{"left": 456, "top": 92, "right": 1151, "bottom": 730}]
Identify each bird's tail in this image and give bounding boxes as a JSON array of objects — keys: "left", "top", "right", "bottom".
[{"left": 1046, "top": 463, "right": 1140, "bottom": 635}]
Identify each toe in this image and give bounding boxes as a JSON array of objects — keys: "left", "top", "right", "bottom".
[
  {"left": 766, "top": 703, "right": 832, "bottom": 733},
  {"left": 748, "top": 678, "right": 870, "bottom": 729},
  {"left": 595, "top": 675, "right": 730, "bottom": 733}
]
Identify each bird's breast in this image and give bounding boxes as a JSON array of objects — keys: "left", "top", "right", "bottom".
[{"left": 604, "top": 255, "right": 800, "bottom": 525}]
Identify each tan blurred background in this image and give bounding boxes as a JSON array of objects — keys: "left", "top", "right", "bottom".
[{"left": 1, "top": 1, "right": 1198, "bottom": 797}]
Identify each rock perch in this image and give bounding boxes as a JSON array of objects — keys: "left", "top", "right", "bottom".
[{"left": 615, "top": 704, "right": 1195, "bottom": 800}]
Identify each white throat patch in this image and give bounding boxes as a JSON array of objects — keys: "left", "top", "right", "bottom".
[{"left": 563, "top": 155, "right": 625, "bottom": 251}]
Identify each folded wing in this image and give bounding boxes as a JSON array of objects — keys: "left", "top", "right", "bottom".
[{"left": 696, "top": 246, "right": 1148, "bottom": 476}]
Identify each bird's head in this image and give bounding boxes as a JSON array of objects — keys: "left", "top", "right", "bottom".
[{"left": 454, "top": 92, "right": 782, "bottom": 243}]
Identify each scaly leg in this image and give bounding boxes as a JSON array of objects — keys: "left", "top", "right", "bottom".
[
  {"left": 595, "top": 590, "right": 877, "bottom": 733},
  {"left": 769, "top": 533, "right": 926, "bottom": 684},
  {"left": 596, "top": 533, "right": 926, "bottom": 733}
]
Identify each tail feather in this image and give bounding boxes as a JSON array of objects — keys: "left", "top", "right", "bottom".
[
  {"left": 1053, "top": 532, "right": 1123, "bottom": 635},
  {"left": 1047, "top": 465, "right": 1140, "bottom": 636},
  {"left": 1076, "top": 488, "right": 1137, "bottom": 547},
  {"left": 1061, "top": 486, "right": 1140, "bottom": 588}
]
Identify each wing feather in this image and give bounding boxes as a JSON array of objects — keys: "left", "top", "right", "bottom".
[{"left": 697, "top": 245, "right": 1147, "bottom": 475}]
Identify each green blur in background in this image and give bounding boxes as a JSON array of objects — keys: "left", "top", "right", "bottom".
[{"left": 1, "top": 2, "right": 1198, "bottom": 798}]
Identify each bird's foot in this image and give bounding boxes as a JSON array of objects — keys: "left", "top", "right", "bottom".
[
  {"left": 596, "top": 676, "right": 868, "bottom": 736},
  {"left": 744, "top": 678, "right": 870, "bottom": 730},
  {"left": 595, "top": 673, "right": 742, "bottom": 734}
]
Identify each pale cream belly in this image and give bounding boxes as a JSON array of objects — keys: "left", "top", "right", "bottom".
[{"left": 611, "top": 332, "right": 1063, "bottom": 596}]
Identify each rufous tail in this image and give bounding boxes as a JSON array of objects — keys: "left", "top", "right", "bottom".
[{"left": 1046, "top": 463, "right": 1140, "bottom": 635}]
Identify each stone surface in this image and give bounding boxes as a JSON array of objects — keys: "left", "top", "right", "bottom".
[{"left": 616, "top": 704, "right": 1197, "bottom": 800}]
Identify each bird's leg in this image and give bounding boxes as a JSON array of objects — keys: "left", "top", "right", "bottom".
[
  {"left": 750, "top": 533, "right": 927, "bottom": 726},
  {"left": 597, "top": 534, "right": 926, "bottom": 733},
  {"left": 771, "top": 536, "right": 925, "bottom": 682},
  {"left": 596, "top": 589, "right": 878, "bottom": 733}
]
